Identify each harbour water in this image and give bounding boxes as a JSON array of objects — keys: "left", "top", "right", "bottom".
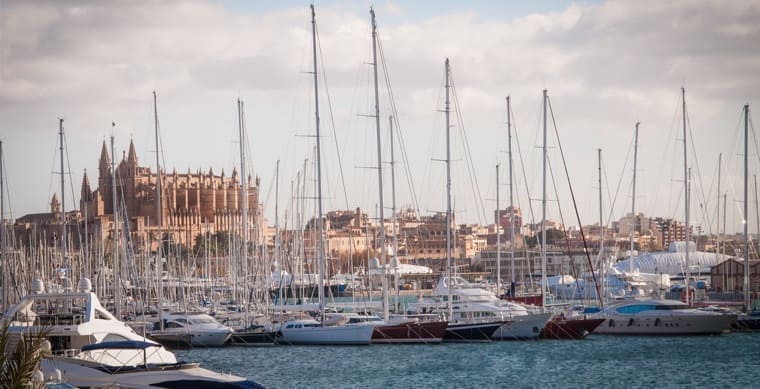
[{"left": 176, "top": 333, "right": 760, "bottom": 388}]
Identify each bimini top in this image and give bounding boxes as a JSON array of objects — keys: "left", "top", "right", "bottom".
[{"left": 81, "top": 340, "right": 157, "bottom": 352}]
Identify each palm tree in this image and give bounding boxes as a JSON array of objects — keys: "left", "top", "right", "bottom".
[{"left": 0, "top": 321, "right": 49, "bottom": 388}]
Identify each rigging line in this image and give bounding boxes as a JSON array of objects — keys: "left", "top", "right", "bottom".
[
  {"left": 0, "top": 149, "right": 13, "bottom": 220},
  {"left": 602, "top": 142, "right": 632, "bottom": 230},
  {"left": 547, "top": 155, "right": 587, "bottom": 305},
  {"left": 511, "top": 100, "right": 538, "bottom": 228},
  {"left": 448, "top": 69, "right": 487, "bottom": 225},
  {"left": 316, "top": 24, "right": 351, "bottom": 210},
  {"left": 685, "top": 104, "right": 713, "bottom": 232},
  {"left": 547, "top": 96, "right": 602, "bottom": 305},
  {"left": 376, "top": 34, "right": 421, "bottom": 216}
]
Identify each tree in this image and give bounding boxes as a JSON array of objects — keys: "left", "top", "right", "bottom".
[
  {"left": 0, "top": 322, "right": 49, "bottom": 388},
  {"left": 525, "top": 228, "right": 566, "bottom": 248}
]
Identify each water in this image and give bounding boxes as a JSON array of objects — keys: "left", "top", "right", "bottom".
[{"left": 176, "top": 333, "right": 760, "bottom": 388}]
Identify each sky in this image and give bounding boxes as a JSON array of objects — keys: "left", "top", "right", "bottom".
[{"left": 1, "top": 0, "right": 759, "bottom": 235}]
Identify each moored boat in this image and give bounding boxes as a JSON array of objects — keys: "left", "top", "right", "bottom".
[
  {"left": 2, "top": 278, "right": 262, "bottom": 388},
  {"left": 593, "top": 299, "right": 735, "bottom": 335}
]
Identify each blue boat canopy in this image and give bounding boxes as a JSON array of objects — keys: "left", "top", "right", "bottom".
[{"left": 81, "top": 340, "right": 157, "bottom": 351}]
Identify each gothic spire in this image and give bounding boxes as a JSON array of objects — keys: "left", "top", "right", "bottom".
[{"left": 127, "top": 138, "right": 138, "bottom": 165}]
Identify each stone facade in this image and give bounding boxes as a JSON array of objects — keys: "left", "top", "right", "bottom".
[{"left": 79, "top": 139, "right": 261, "bottom": 250}]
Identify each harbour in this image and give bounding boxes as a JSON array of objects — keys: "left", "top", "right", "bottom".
[
  {"left": 2, "top": 1, "right": 760, "bottom": 387},
  {"left": 176, "top": 333, "right": 760, "bottom": 388}
]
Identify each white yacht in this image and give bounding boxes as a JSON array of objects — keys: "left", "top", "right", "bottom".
[
  {"left": 149, "top": 311, "right": 232, "bottom": 347},
  {"left": 593, "top": 299, "right": 736, "bottom": 335},
  {"left": 2, "top": 278, "right": 261, "bottom": 388},
  {"left": 276, "top": 318, "right": 375, "bottom": 345},
  {"left": 408, "top": 276, "right": 554, "bottom": 340}
]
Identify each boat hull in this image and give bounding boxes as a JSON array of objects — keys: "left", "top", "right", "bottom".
[
  {"left": 228, "top": 330, "right": 277, "bottom": 346},
  {"left": 40, "top": 357, "right": 264, "bottom": 388},
  {"left": 277, "top": 324, "right": 374, "bottom": 345},
  {"left": 595, "top": 313, "right": 735, "bottom": 335},
  {"left": 372, "top": 321, "right": 447, "bottom": 344},
  {"left": 492, "top": 312, "right": 554, "bottom": 340},
  {"left": 149, "top": 329, "right": 231, "bottom": 347},
  {"left": 540, "top": 318, "right": 605, "bottom": 339},
  {"left": 443, "top": 321, "right": 503, "bottom": 342}
]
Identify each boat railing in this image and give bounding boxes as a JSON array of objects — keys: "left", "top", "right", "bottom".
[{"left": 36, "top": 313, "right": 86, "bottom": 326}]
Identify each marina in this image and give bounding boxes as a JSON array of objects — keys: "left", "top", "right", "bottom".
[{"left": 2, "top": 1, "right": 760, "bottom": 387}]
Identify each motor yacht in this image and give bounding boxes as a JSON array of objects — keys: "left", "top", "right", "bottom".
[
  {"left": 592, "top": 299, "right": 736, "bottom": 335},
  {"left": 1, "top": 278, "right": 261, "bottom": 387},
  {"left": 149, "top": 311, "right": 232, "bottom": 347}
]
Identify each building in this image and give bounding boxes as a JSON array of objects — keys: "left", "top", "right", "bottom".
[
  {"left": 78, "top": 139, "right": 261, "bottom": 251},
  {"left": 710, "top": 259, "right": 760, "bottom": 292}
]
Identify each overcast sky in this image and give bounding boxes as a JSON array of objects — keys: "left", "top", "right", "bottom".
[{"left": 1, "top": 0, "right": 759, "bottom": 234}]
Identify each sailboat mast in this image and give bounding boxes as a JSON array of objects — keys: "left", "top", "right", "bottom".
[
  {"left": 0, "top": 141, "right": 6, "bottom": 310},
  {"left": 598, "top": 148, "right": 604, "bottom": 300},
  {"left": 370, "top": 7, "right": 389, "bottom": 321},
  {"left": 59, "top": 118, "right": 67, "bottom": 272},
  {"left": 716, "top": 153, "right": 722, "bottom": 261},
  {"left": 744, "top": 104, "right": 750, "bottom": 312},
  {"left": 541, "top": 90, "right": 548, "bottom": 308},
  {"left": 630, "top": 122, "right": 639, "bottom": 273},
  {"left": 496, "top": 164, "right": 501, "bottom": 297},
  {"left": 682, "top": 87, "right": 690, "bottom": 306},
  {"left": 507, "top": 96, "right": 515, "bottom": 297},
  {"left": 389, "top": 115, "right": 399, "bottom": 310},
  {"left": 238, "top": 98, "right": 250, "bottom": 325},
  {"left": 445, "top": 58, "right": 453, "bottom": 320},
  {"left": 310, "top": 4, "right": 326, "bottom": 323},
  {"left": 110, "top": 130, "right": 121, "bottom": 318},
  {"left": 153, "top": 91, "right": 164, "bottom": 330}
]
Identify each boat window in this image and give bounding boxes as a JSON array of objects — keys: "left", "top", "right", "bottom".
[
  {"left": 175, "top": 318, "right": 187, "bottom": 323},
  {"left": 616, "top": 304, "right": 657, "bottom": 314},
  {"left": 166, "top": 322, "right": 184, "bottom": 329},
  {"left": 102, "top": 333, "right": 129, "bottom": 342}
]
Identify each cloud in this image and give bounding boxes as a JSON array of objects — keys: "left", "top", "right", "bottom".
[{"left": 1, "top": 0, "right": 759, "bottom": 232}]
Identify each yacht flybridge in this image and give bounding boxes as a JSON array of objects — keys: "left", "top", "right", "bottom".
[{"left": 2, "top": 278, "right": 262, "bottom": 388}]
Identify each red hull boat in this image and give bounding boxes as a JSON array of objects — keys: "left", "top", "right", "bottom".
[
  {"left": 540, "top": 317, "right": 605, "bottom": 339},
  {"left": 372, "top": 321, "right": 448, "bottom": 344}
]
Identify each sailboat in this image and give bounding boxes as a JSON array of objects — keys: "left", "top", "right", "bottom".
[
  {"left": 406, "top": 59, "right": 506, "bottom": 342},
  {"left": 505, "top": 92, "right": 599, "bottom": 340},
  {"left": 349, "top": 7, "right": 447, "bottom": 344},
  {"left": 732, "top": 104, "right": 760, "bottom": 331},
  {"left": 595, "top": 88, "right": 735, "bottom": 335},
  {"left": 144, "top": 92, "right": 233, "bottom": 347},
  {"left": 276, "top": 4, "right": 374, "bottom": 345}
]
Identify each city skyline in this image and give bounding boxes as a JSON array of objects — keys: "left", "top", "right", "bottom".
[{"left": 1, "top": 0, "right": 759, "bottom": 234}]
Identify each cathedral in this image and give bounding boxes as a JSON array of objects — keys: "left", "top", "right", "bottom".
[{"left": 79, "top": 139, "right": 262, "bottom": 252}]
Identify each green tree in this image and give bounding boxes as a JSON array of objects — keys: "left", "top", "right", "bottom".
[
  {"left": 0, "top": 322, "right": 49, "bottom": 388},
  {"left": 525, "top": 228, "right": 566, "bottom": 248}
]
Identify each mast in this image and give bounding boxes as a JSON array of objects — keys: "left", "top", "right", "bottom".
[
  {"left": 275, "top": 159, "right": 282, "bottom": 304},
  {"left": 59, "top": 118, "right": 67, "bottom": 275},
  {"left": 0, "top": 141, "right": 6, "bottom": 310},
  {"left": 153, "top": 91, "right": 164, "bottom": 330},
  {"left": 389, "top": 115, "right": 400, "bottom": 310},
  {"left": 716, "top": 153, "right": 722, "bottom": 261},
  {"left": 541, "top": 89, "right": 548, "bottom": 308},
  {"left": 598, "top": 148, "right": 604, "bottom": 300},
  {"left": 630, "top": 122, "right": 639, "bottom": 273},
  {"left": 682, "top": 87, "right": 690, "bottom": 306},
  {"left": 507, "top": 96, "right": 516, "bottom": 297},
  {"left": 496, "top": 163, "right": 501, "bottom": 297},
  {"left": 110, "top": 129, "right": 121, "bottom": 318},
  {"left": 238, "top": 98, "right": 250, "bottom": 325},
  {"left": 310, "top": 4, "right": 326, "bottom": 323},
  {"left": 744, "top": 104, "right": 750, "bottom": 312},
  {"left": 445, "top": 58, "right": 453, "bottom": 320},
  {"left": 370, "top": 7, "right": 389, "bottom": 321}
]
